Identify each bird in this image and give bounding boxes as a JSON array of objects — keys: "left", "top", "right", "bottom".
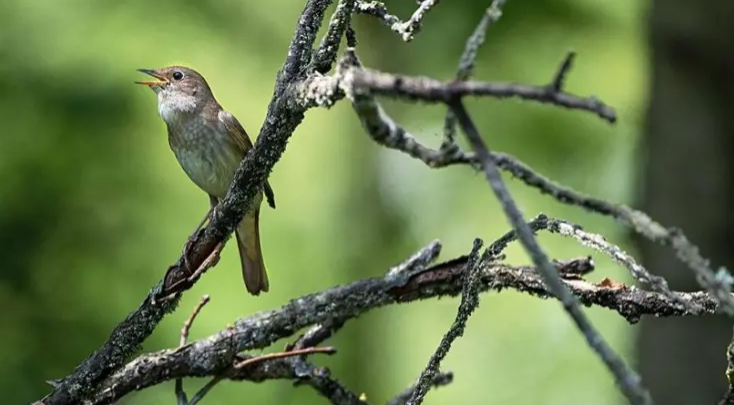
[{"left": 136, "top": 65, "right": 275, "bottom": 295}]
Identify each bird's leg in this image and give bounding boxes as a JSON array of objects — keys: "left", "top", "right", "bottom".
[{"left": 182, "top": 195, "right": 219, "bottom": 273}]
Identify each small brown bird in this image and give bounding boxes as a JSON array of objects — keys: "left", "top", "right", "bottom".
[{"left": 136, "top": 66, "right": 275, "bottom": 295}]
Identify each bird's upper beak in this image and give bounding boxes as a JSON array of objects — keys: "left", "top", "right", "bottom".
[{"left": 135, "top": 69, "right": 168, "bottom": 87}]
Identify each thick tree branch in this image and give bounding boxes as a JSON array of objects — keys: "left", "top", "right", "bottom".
[{"left": 80, "top": 244, "right": 721, "bottom": 404}]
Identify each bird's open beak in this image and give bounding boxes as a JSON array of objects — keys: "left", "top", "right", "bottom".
[{"left": 135, "top": 69, "right": 168, "bottom": 87}]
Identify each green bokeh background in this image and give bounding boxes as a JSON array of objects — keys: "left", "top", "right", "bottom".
[{"left": 0, "top": 1, "right": 649, "bottom": 404}]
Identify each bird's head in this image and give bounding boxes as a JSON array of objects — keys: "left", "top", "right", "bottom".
[{"left": 136, "top": 66, "right": 214, "bottom": 122}]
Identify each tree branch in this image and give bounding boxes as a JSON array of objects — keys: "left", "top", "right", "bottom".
[
  {"left": 386, "top": 372, "right": 454, "bottom": 405},
  {"left": 299, "top": 46, "right": 732, "bottom": 318},
  {"left": 80, "top": 240, "right": 721, "bottom": 404},
  {"left": 405, "top": 239, "right": 486, "bottom": 405},
  {"left": 450, "top": 99, "right": 652, "bottom": 405},
  {"left": 442, "top": 0, "right": 509, "bottom": 152},
  {"left": 354, "top": 0, "right": 439, "bottom": 42}
]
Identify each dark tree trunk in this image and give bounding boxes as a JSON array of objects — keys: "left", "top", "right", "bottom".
[{"left": 637, "top": 1, "right": 734, "bottom": 403}]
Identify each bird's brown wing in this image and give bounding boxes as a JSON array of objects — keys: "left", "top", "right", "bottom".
[{"left": 218, "top": 110, "right": 276, "bottom": 209}]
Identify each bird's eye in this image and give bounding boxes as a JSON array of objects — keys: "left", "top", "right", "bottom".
[{"left": 172, "top": 71, "right": 184, "bottom": 81}]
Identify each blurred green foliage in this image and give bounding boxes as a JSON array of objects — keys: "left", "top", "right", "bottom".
[{"left": 0, "top": 0, "right": 648, "bottom": 404}]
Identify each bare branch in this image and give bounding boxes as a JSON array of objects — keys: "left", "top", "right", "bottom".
[
  {"left": 235, "top": 347, "right": 336, "bottom": 369},
  {"left": 490, "top": 150, "right": 734, "bottom": 314},
  {"left": 549, "top": 51, "right": 576, "bottom": 93},
  {"left": 398, "top": 0, "right": 440, "bottom": 41},
  {"left": 450, "top": 99, "right": 652, "bottom": 405},
  {"left": 386, "top": 239, "right": 442, "bottom": 276},
  {"left": 355, "top": 1, "right": 402, "bottom": 33},
  {"left": 405, "top": 239, "right": 486, "bottom": 405},
  {"left": 547, "top": 219, "right": 679, "bottom": 302},
  {"left": 354, "top": 1, "right": 439, "bottom": 42},
  {"left": 344, "top": 64, "right": 616, "bottom": 122},
  {"left": 175, "top": 295, "right": 211, "bottom": 405},
  {"left": 303, "top": 49, "right": 730, "bottom": 316},
  {"left": 292, "top": 319, "right": 348, "bottom": 351},
  {"left": 81, "top": 248, "right": 719, "bottom": 404},
  {"left": 339, "top": 50, "right": 474, "bottom": 168},
  {"left": 312, "top": 0, "right": 358, "bottom": 74},
  {"left": 386, "top": 372, "right": 454, "bottom": 405},
  {"left": 350, "top": 85, "right": 474, "bottom": 168}
]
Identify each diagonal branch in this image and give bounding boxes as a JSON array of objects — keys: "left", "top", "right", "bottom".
[
  {"left": 405, "top": 239, "right": 487, "bottom": 405},
  {"left": 36, "top": 2, "right": 339, "bottom": 405},
  {"left": 450, "top": 99, "right": 653, "bottom": 405},
  {"left": 442, "top": 0, "right": 509, "bottom": 151},
  {"left": 387, "top": 372, "right": 454, "bottom": 405}
]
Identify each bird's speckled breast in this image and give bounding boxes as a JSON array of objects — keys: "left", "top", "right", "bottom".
[{"left": 167, "top": 115, "right": 244, "bottom": 199}]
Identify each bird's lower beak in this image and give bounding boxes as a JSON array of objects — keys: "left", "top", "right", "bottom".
[{"left": 135, "top": 69, "right": 168, "bottom": 87}]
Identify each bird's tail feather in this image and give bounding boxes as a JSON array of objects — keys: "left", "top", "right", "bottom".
[{"left": 235, "top": 209, "right": 269, "bottom": 295}]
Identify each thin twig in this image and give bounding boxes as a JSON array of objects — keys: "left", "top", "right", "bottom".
[
  {"left": 312, "top": 0, "right": 358, "bottom": 73},
  {"left": 235, "top": 347, "right": 336, "bottom": 369},
  {"left": 292, "top": 319, "right": 348, "bottom": 350},
  {"left": 405, "top": 239, "right": 487, "bottom": 405},
  {"left": 399, "top": 0, "right": 440, "bottom": 41},
  {"left": 442, "top": 0, "right": 509, "bottom": 151},
  {"left": 175, "top": 295, "right": 211, "bottom": 405},
  {"left": 547, "top": 219, "right": 679, "bottom": 302},
  {"left": 186, "top": 376, "right": 224, "bottom": 405},
  {"left": 387, "top": 240, "right": 442, "bottom": 276},
  {"left": 450, "top": 99, "right": 653, "bottom": 405},
  {"left": 355, "top": 1, "right": 402, "bottom": 33},
  {"left": 486, "top": 214, "right": 549, "bottom": 256},
  {"left": 354, "top": 1, "right": 439, "bottom": 42},
  {"left": 386, "top": 372, "right": 454, "bottom": 405},
  {"left": 549, "top": 51, "right": 576, "bottom": 92}
]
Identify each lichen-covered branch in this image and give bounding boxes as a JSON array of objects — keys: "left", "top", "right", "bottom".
[
  {"left": 405, "top": 239, "right": 486, "bottom": 405},
  {"left": 451, "top": 99, "right": 652, "bottom": 405},
  {"left": 80, "top": 244, "right": 721, "bottom": 404}
]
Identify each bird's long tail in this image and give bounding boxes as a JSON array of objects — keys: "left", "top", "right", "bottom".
[{"left": 235, "top": 209, "right": 269, "bottom": 295}]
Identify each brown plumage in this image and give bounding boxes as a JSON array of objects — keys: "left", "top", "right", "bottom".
[{"left": 137, "top": 65, "right": 275, "bottom": 295}]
